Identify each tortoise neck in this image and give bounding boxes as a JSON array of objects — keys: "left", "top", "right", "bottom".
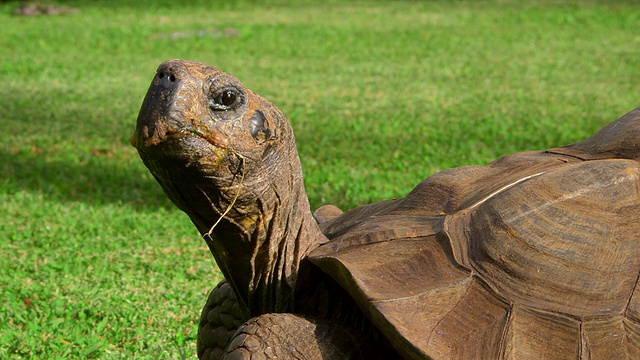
[
  {"left": 241, "top": 190, "right": 327, "bottom": 316},
  {"left": 187, "top": 154, "right": 327, "bottom": 316}
]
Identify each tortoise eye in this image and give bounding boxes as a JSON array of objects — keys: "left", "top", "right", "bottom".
[
  {"left": 218, "top": 90, "right": 237, "bottom": 106},
  {"left": 210, "top": 88, "right": 242, "bottom": 111}
]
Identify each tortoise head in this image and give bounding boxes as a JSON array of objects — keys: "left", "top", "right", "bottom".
[
  {"left": 131, "top": 59, "right": 297, "bottom": 235},
  {"left": 132, "top": 60, "right": 325, "bottom": 313}
]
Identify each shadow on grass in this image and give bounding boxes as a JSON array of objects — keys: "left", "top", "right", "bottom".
[{"left": 1, "top": 148, "right": 174, "bottom": 212}]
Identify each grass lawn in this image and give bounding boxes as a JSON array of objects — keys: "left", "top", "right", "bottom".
[{"left": 1, "top": 0, "right": 639, "bottom": 358}]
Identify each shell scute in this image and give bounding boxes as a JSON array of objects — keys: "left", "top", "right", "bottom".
[{"left": 449, "top": 159, "right": 640, "bottom": 318}]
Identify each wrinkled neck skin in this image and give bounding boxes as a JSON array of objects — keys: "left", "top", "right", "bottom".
[{"left": 166, "top": 140, "right": 328, "bottom": 317}]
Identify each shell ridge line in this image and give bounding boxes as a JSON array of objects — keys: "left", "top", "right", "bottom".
[
  {"left": 395, "top": 277, "right": 474, "bottom": 347},
  {"left": 498, "top": 303, "right": 514, "bottom": 360},
  {"left": 579, "top": 321, "right": 585, "bottom": 359},
  {"left": 623, "top": 269, "right": 640, "bottom": 318},
  {"left": 332, "top": 230, "right": 433, "bottom": 253},
  {"left": 467, "top": 170, "right": 548, "bottom": 211},
  {"left": 504, "top": 170, "right": 637, "bottom": 224},
  {"left": 370, "top": 276, "right": 473, "bottom": 304},
  {"left": 425, "top": 277, "right": 498, "bottom": 353}
]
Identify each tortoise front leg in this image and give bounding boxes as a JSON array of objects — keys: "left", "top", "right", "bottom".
[
  {"left": 223, "top": 313, "right": 396, "bottom": 360},
  {"left": 197, "top": 280, "right": 250, "bottom": 360}
]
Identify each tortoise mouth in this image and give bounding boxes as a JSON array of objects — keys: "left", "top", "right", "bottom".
[{"left": 133, "top": 120, "right": 232, "bottom": 184}]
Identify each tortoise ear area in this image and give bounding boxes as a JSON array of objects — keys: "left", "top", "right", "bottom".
[{"left": 248, "top": 110, "right": 274, "bottom": 144}]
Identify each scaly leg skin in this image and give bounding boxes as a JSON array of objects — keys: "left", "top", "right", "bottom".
[
  {"left": 198, "top": 280, "right": 250, "bottom": 360},
  {"left": 223, "top": 313, "right": 395, "bottom": 360}
]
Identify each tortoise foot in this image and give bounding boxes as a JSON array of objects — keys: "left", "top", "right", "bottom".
[
  {"left": 198, "top": 280, "right": 250, "bottom": 360},
  {"left": 223, "top": 313, "right": 396, "bottom": 360}
]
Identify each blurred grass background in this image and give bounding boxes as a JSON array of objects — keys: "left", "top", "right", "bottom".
[{"left": 1, "top": 0, "right": 639, "bottom": 358}]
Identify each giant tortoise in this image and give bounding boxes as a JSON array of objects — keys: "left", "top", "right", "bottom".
[{"left": 131, "top": 59, "right": 640, "bottom": 359}]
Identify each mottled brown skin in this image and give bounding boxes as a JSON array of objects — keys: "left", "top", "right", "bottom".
[{"left": 133, "top": 59, "right": 640, "bottom": 359}]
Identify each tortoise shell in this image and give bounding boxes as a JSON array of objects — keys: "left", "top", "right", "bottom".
[{"left": 310, "top": 108, "right": 640, "bottom": 359}]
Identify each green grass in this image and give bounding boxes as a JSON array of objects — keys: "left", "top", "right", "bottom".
[{"left": 1, "top": 0, "right": 639, "bottom": 358}]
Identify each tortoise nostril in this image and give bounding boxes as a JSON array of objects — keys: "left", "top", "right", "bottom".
[{"left": 157, "top": 71, "right": 177, "bottom": 83}]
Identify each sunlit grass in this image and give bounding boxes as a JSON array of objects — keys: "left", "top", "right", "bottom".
[{"left": 1, "top": 0, "right": 639, "bottom": 357}]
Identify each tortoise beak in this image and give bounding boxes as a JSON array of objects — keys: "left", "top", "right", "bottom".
[{"left": 133, "top": 60, "right": 194, "bottom": 149}]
